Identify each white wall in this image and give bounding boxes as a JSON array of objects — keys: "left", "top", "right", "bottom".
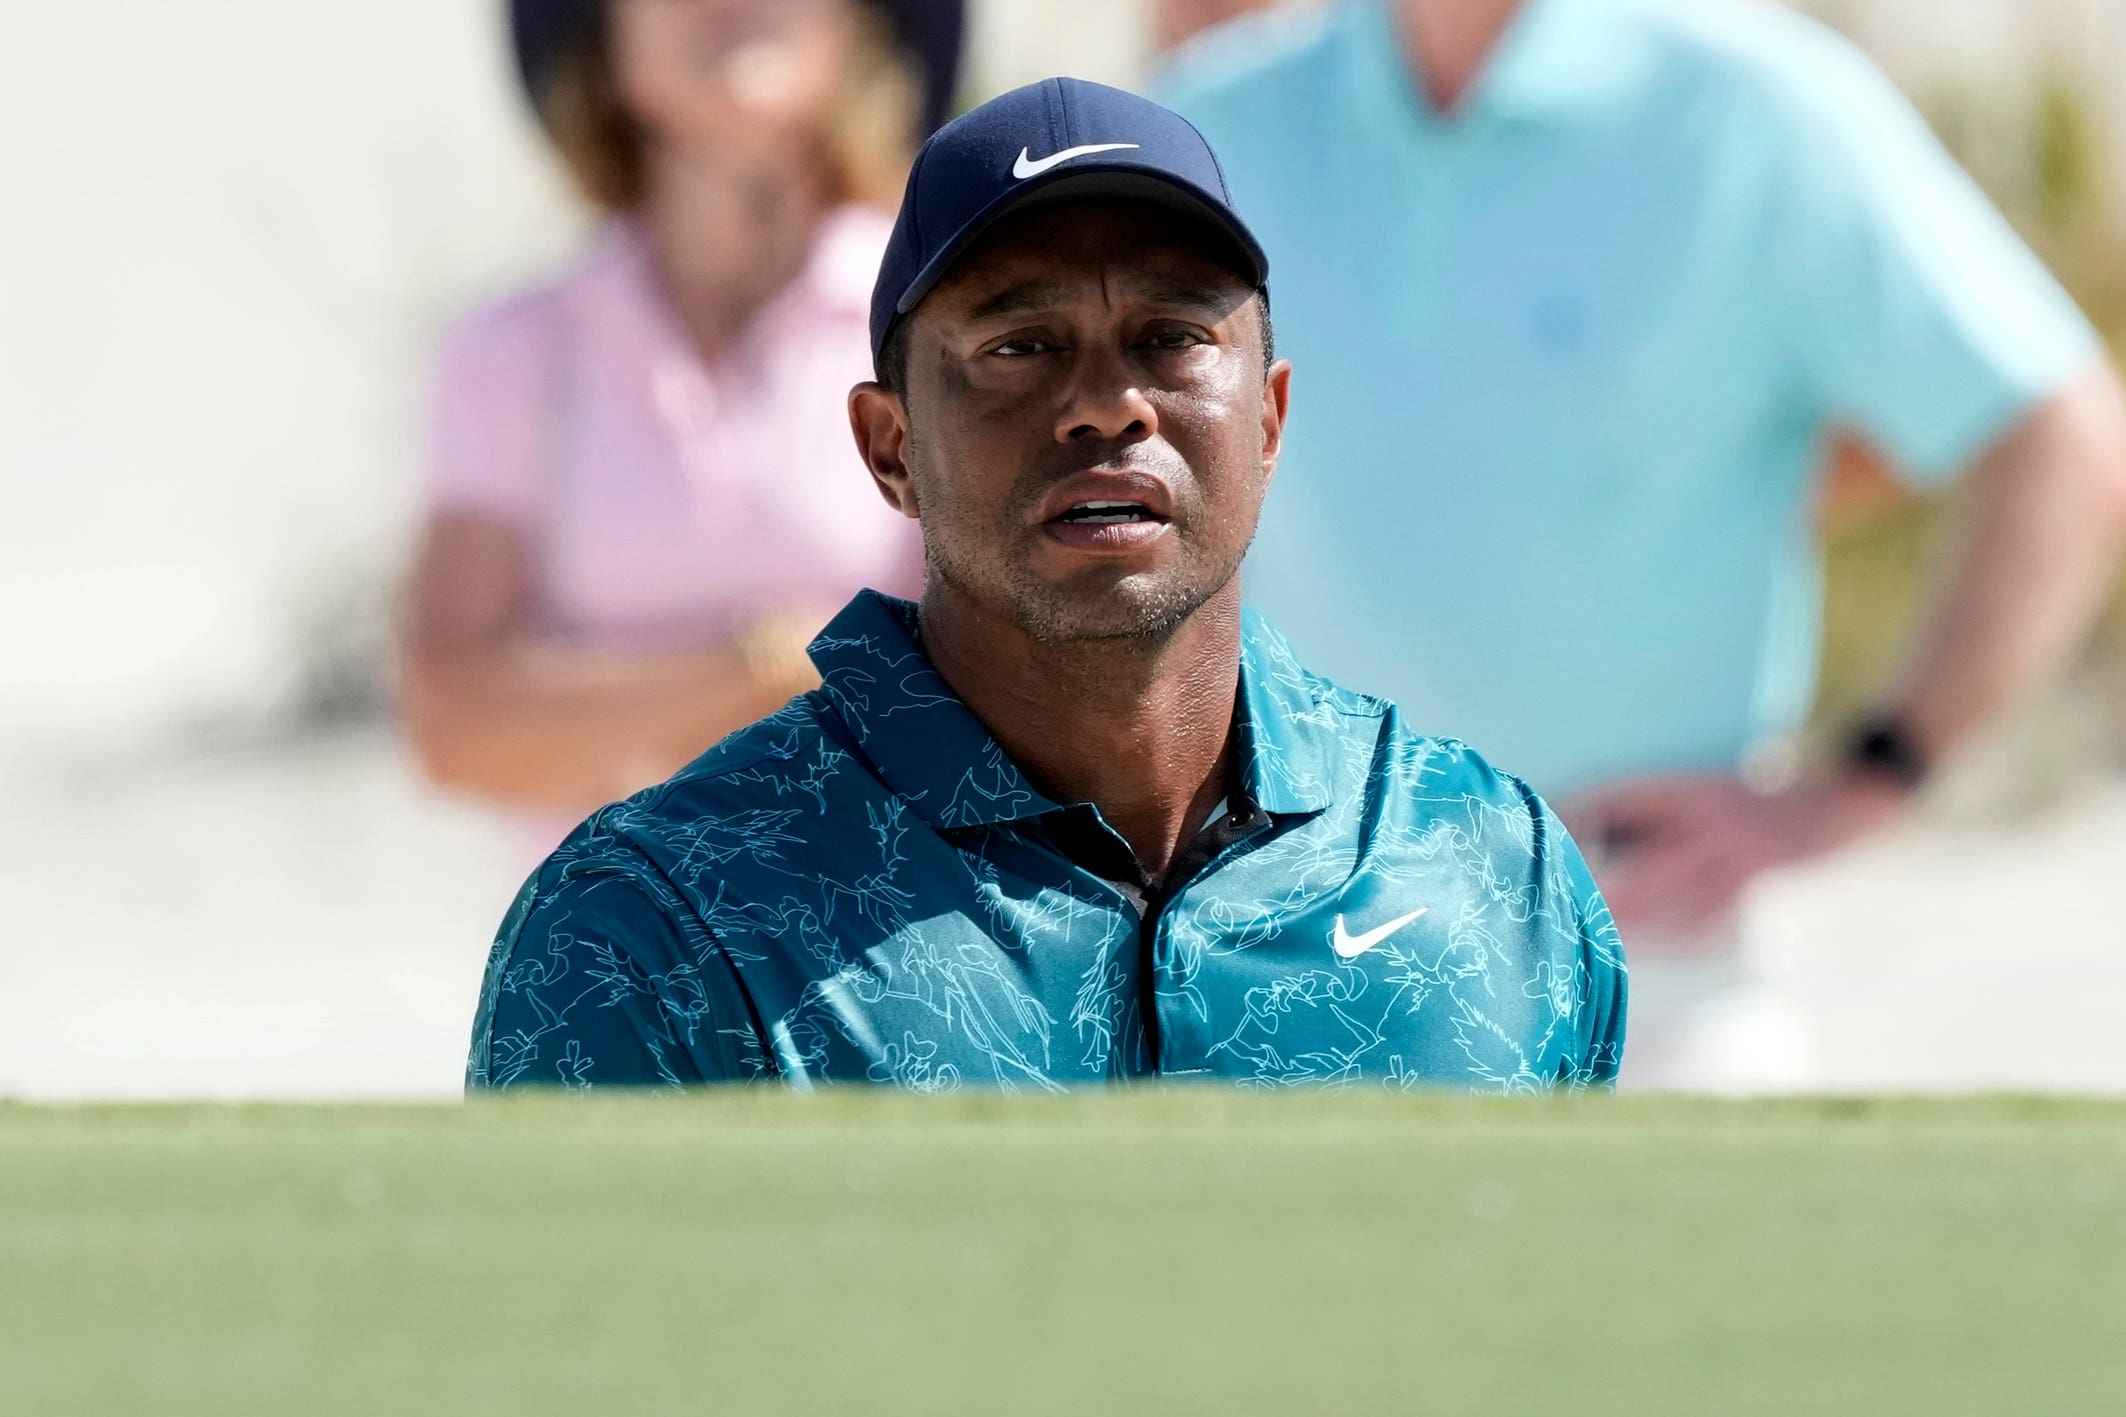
[{"left": 0, "top": 3, "right": 587, "bottom": 749}]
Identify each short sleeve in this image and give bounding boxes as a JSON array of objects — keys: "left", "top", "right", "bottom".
[
  {"left": 467, "top": 846, "right": 770, "bottom": 1090},
  {"left": 1515, "top": 782, "right": 1627, "bottom": 1089},
  {"left": 1555, "top": 810, "right": 1627, "bottom": 1087},
  {"left": 1770, "top": 32, "right": 2098, "bottom": 483},
  {"left": 420, "top": 295, "right": 558, "bottom": 531}
]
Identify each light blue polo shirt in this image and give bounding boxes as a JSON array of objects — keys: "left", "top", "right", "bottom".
[{"left": 1158, "top": 0, "right": 2096, "bottom": 796}]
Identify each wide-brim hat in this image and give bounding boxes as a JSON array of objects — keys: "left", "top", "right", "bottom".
[{"left": 506, "top": 0, "right": 966, "bottom": 139}]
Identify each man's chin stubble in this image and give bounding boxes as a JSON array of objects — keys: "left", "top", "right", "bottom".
[{"left": 926, "top": 545, "right": 1241, "bottom": 647}]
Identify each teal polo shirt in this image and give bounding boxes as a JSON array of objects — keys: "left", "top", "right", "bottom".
[
  {"left": 1158, "top": 0, "right": 2097, "bottom": 796},
  {"left": 467, "top": 591, "right": 1626, "bottom": 1092}
]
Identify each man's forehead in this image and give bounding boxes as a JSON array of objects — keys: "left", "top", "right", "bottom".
[{"left": 925, "top": 200, "right": 1258, "bottom": 315}]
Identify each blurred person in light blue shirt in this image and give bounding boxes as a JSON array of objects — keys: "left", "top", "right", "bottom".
[{"left": 1159, "top": 0, "right": 2126, "bottom": 1087}]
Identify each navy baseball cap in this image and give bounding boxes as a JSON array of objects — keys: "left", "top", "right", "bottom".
[{"left": 870, "top": 76, "right": 1270, "bottom": 371}]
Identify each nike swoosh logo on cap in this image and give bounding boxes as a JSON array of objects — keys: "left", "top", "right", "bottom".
[
  {"left": 1012, "top": 143, "right": 1141, "bottom": 180},
  {"left": 1331, "top": 907, "right": 1430, "bottom": 961}
]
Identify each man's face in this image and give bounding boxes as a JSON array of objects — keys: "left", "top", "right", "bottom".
[{"left": 860, "top": 200, "right": 1290, "bottom": 644}]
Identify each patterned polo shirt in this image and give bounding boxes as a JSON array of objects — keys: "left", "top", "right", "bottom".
[{"left": 467, "top": 591, "right": 1627, "bottom": 1092}]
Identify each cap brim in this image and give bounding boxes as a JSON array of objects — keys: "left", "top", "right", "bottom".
[{"left": 890, "top": 164, "right": 1270, "bottom": 324}]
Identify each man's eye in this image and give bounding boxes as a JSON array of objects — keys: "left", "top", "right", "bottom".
[
  {"left": 990, "top": 337, "right": 1054, "bottom": 357},
  {"left": 1144, "top": 329, "right": 1207, "bottom": 350}
]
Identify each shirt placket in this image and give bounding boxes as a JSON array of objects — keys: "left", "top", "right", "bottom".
[{"left": 1143, "top": 808, "right": 1277, "bottom": 1077}]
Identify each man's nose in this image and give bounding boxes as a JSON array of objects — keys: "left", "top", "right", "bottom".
[{"left": 1055, "top": 343, "right": 1158, "bottom": 444}]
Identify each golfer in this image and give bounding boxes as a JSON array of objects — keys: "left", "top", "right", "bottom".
[{"left": 467, "top": 79, "right": 1626, "bottom": 1091}]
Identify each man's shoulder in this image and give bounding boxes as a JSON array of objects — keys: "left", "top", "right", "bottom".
[
  {"left": 1247, "top": 615, "right": 1545, "bottom": 817},
  {"left": 1337, "top": 676, "right": 1543, "bottom": 811},
  {"left": 1384, "top": 731, "right": 1548, "bottom": 824},
  {"left": 672, "top": 692, "right": 847, "bottom": 787},
  {"left": 1614, "top": 0, "right": 1894, "bottom": 114},
  {"left": 1244, "top": 607, "right": 1392, "bottom": 725},
  {"left": 553, "top": 693, "right": 880, "bottom": 872}
]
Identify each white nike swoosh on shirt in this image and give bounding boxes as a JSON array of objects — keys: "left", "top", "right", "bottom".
[
  {"left": 1012, "top": 143, "right": 1141, "bottom": 180},
  {"left": 1331, "top": 907, "right": 1430, "bottom": 960}
]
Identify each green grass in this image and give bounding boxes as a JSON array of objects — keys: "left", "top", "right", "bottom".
[{"left": 2, "top": 1094, "right": 2121, "bottom": 1415}]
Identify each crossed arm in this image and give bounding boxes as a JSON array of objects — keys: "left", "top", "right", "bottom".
[{"left": 399, "top": 514, "right": 825, "bottom": 818}]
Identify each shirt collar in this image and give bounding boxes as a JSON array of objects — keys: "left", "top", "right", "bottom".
[
  {"left": 1234, "top": 607, "right": 1338, "bottom": 815},
  {"left": 1343, "top": 0, "right": 1645, "bottom": 132},
  {"left": 809, "top": 592, "right": 1060, "bottom": 830},
  {"left": 809, "top": 593, "right": 1339, "bottom": 830}
]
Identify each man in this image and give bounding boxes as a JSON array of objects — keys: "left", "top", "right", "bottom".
[
  {"left": 466, "top": 78, "right": 1626, "bottom": 1091},
  {"left": 1158, "top": 0, "right": 2126, "bottom": 1087}
]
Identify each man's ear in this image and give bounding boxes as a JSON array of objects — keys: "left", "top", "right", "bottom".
[
  {"left": 848, "top": 382, "right": 920, "bottom": 519},
  {"left": 1259, "top": 359, "right": 1293, "bottom": 490}
]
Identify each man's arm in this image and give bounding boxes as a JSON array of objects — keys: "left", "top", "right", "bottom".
[
  {"left": 469, "top": 862, "right": 771, "bottom": 1089},
  {"left": 401, "top": 514, "right": 825, "bottom": 818},
  {"left": 1888, "top": 363, "right": 2126, "bottom": 759},
  {"left": 1572, "top": 363, "right": 2126, "bottom": 937}
]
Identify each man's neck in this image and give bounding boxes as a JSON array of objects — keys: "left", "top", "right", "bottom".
[
  {"left": 917, "top": 586, "right": 1245, "bottom": 884},
  {"left": 1396, "top": 0, "right": 1526, "bottom": 115}
]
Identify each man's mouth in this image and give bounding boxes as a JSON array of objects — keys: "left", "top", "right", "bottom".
[
  {"left": 1042, "top": 498, "right": 1173, "bottom": 553},
  {"left": 1052, "top": 499, "right": 1166, "bottom": 526}
]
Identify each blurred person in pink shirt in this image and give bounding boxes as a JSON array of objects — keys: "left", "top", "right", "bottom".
[{"left": 401, "top": 0, "right": 962, "bottom": 834}]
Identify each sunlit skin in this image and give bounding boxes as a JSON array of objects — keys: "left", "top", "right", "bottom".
[{"left": 849, "top": 200, "right": 1292, "bottom": 880}]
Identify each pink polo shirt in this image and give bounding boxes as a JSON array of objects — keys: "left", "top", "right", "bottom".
[{"left": 423, "top": 206, "right": 922, "bottom": 652}]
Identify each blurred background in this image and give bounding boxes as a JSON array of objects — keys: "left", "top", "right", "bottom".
[{"left": 4, "top": 0, "right": 2123, "bottom": 1100}]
